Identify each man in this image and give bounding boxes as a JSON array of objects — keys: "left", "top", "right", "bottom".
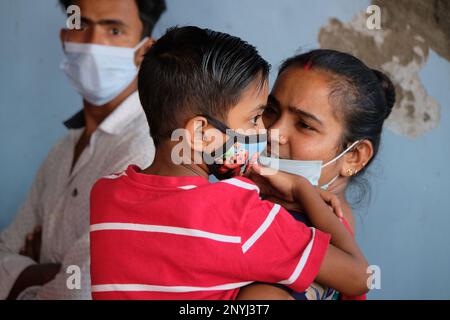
[{"left": 0, "top": 0, "right": 166, "bottom": 299}]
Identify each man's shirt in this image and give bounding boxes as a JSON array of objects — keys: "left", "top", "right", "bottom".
[
  {"left": 0, "top": 92, "right": 155, "bottom": 299},
  {"left": 90, "top": 165, "right": 331, "bottom": 300}
]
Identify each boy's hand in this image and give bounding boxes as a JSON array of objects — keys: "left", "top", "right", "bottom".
[
  {"left": 317, "top": 189, "right": 344, "bottom": 219},
  {"left": 245, "top": 161, "right": 307, "bottom": 203},
  {"left": 246, "top": 159, "right": 344, "bottom": 218}
]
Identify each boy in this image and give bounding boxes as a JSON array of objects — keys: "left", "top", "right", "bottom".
[{"left": 89, "top": 26, "right": 369, "bottom": 300}]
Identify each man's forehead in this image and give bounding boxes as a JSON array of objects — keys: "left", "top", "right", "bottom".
[{"left": 74, "top": 0, "right": 139, "bottom": 22}]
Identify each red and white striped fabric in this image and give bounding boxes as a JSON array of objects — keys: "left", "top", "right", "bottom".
[{"left": 90, "top": 165, "right": 330, "bottom": 300}]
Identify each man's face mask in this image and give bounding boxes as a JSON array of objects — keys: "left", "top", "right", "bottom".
[
  {"left": 60, "top": 38, "right": 148, "bottom": 106},
  {"left": 201, "top": 115, "right": 267, "bottom": 180}
]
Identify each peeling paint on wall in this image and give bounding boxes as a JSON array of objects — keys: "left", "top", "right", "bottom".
[{"left": 318, "top": 0, "right": 449, "bottom": 138}]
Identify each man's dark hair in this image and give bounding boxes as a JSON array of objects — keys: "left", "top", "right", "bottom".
[
  {"left": 138, "top": 26, "right": 270, "bottom": 146},
  {"left": 59, "top": 0, "right": 166, "bottom": 37}
]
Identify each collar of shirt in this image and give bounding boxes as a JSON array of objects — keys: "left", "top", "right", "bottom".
[
  {"left": 63, "top": 91, "right": 143, "bottom": 136},
  {"left": 124, "top": 165, "right": 211, "bottom": 189}
]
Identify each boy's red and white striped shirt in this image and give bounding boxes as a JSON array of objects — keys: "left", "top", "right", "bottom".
[{"left": 89, "top": 165, "right": 330, "bottom": 300}]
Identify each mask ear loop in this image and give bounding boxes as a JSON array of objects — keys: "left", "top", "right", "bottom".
[
  {"left": 62, "top": 30, "right": 71, "bottom": 52},
  {"left": 200, "top": 115, "right": 230, "bottom": 161},
  {"left": 135, "top": 37, "right": 149, "bottom": 51},
  {"left": 61, "top": 25, "right": 79, "bottom": 52},
  {"left": 319, "top": 140, "right": 361, "bottom": 190},
  {"left": 322, "top": 140, "right": 361, "bottom": 168},
  {"left": 201, "top": 114, "right": 230, "bottom": 134},
  {"left": 320, "top": 175, "right": 340, "bottom": 190}
]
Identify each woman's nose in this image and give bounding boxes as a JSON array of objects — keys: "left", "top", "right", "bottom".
[
  {"left": 268, "top": 127, "right": 288, "bottom": 151},
  {"left": 268, "top": 121, "right": 288, "bottom": 145}
]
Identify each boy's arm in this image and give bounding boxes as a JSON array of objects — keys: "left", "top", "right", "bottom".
[
  {"left": 292, "top": 178, "right": 369, "bottom": 296},
  {"left": 246, "top": 163, "right": 369, "bottom": 296}
]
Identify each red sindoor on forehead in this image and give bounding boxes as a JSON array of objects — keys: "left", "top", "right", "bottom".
[{"left": 304, "top": 60, "right": 313, "bottom": 71}]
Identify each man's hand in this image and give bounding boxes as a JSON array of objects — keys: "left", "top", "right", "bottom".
[
  {"left": 7, "top": 263, "right": 61, "bottom": 300},
  {"left": 19, "top": 226, "right": 42, "bottom": 262}
]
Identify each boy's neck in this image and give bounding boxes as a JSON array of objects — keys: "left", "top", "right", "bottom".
[{"left": 141, "top": 142, "right": 210, "bottom": 179}]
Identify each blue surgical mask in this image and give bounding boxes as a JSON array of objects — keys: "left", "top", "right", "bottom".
[
  {"left": 259, "top": 140, "right": 361, "bottom": 190},
  {"left": 60, "top": 38, "right": 148, "bottom": 106},
  {"left": 202, "top": 115, "right": 267, "bottom": 180}
]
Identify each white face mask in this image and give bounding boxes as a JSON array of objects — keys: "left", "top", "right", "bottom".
[
  {"left": 259, "top": 140, "right": 361, "bottom": 190},
  {"left": 60, "top": 38, "right": 148, "bottom": 106}
]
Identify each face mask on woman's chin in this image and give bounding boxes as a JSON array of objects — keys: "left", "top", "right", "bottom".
[
  {"left": 258, "top": 140, "right": 361, "bottom": 190},
  {"left": 60, "top": 38, "right": 148, "bottom": 106}
]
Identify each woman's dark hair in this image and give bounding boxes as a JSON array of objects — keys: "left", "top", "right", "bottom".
[
  {"left": 138, "top": 26, "right": 270, "bottom": 146},
  {"left": 279, "top": 49, "right": 396, "bottom": 175},
  {"left": 59, "top": 0, "right": 166, "bottom": 37}
]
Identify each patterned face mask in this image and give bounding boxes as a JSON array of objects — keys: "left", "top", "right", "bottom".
[{"left": 201, "top": 115, "right": 267, "bottom": 180}]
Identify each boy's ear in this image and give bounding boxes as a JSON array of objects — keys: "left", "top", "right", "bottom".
[
  {"left": 185, "top": 116, "right": 224, "bottom": 153},
  {"left": 340, "top": 140, "right": 373, "bottom": 177},
  {"left": 185, "top": 116, "right": 209, "bottom": 153}
]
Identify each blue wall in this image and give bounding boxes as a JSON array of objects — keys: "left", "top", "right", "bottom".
[{"left": 1, "top": 0, "right": 449, "bottom": 299}]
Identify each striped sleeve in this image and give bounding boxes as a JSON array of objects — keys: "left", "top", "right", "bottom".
[{"left": 240, "top": 199, "right": 331, "bottom": 293}]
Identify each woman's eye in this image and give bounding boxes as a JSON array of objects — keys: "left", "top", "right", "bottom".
[{"left": 297, "top": 121, "right": 313, "bottom": 130}]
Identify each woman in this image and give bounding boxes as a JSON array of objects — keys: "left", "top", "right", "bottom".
[{"left": 238, "top": 49, "right": 396, "bottom": 299}]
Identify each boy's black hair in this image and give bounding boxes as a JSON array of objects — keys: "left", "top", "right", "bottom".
[
  {"left": 59, "top": 0, "right": 166, "bottom": 37},
  {"left": 138, "top": 26, "right": 271, "bottom": 146}
]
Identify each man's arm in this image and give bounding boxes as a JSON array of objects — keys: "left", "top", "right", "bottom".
[
  {"left": 7, "top": 263, "right": 61, "bottom": 300},
  {"left": 26, "top": 145, "right": 151, "bottom": 300},
  {"left": 0, "top": 163, "right": 46, "bottom": 300},
  {"left": 30, "top": 232, "right": 91, "bottom": 300}
]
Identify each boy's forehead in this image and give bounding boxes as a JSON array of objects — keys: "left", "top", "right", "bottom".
[
  {"left": 226, "top": 79, "right": 269, "bottom": 125},
  {"left": 241, "top": 78, "right": 270, "bottom": 108}
]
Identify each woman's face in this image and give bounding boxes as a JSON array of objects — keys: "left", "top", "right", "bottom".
[{"left": 263, "top": 67, "right": 346, "bottom": 186}]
